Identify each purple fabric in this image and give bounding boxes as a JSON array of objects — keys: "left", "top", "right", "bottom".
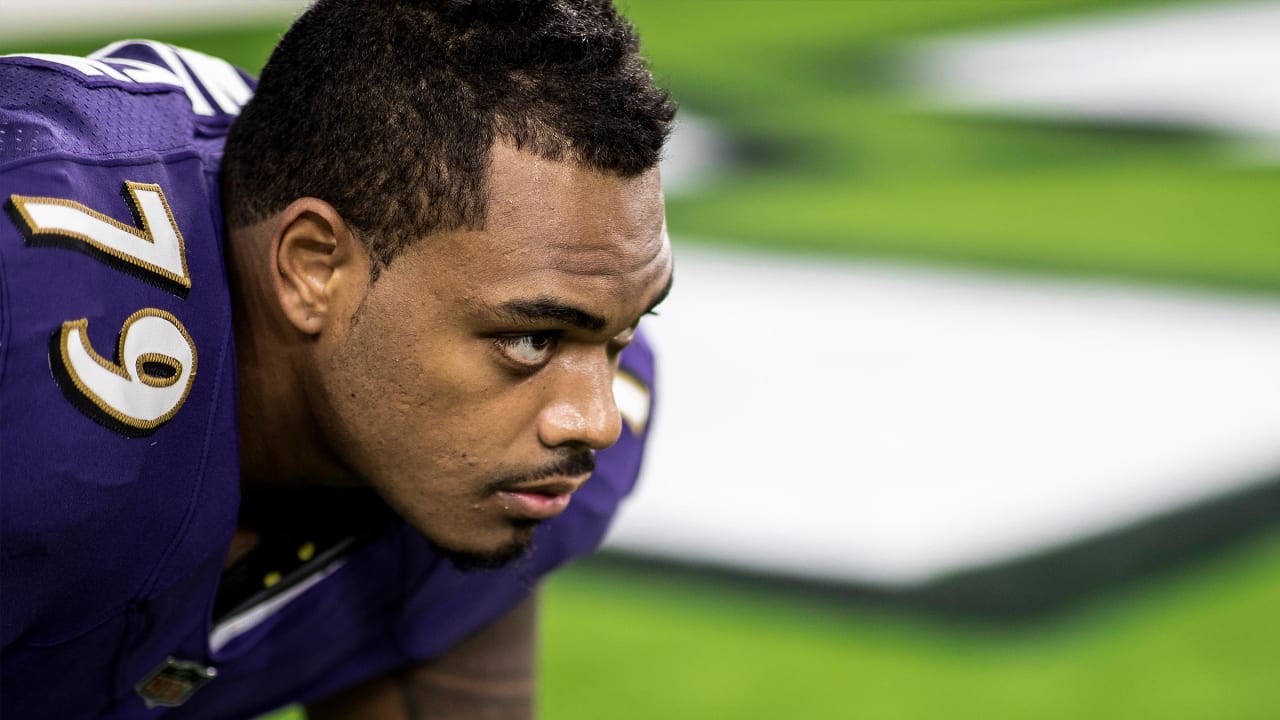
[{"left": 1, "top": 43, "right": 653, "bottom": 719}]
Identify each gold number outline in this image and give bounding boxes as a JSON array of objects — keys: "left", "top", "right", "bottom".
[
  {"left": 7, "top": 181, "right": 191, "bottom": 297},
  {"left": 49, "top": 308, "right": 199, "bottom": 437}
]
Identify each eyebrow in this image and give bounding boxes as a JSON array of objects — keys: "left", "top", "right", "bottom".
[
  {"left": 491, "top": 267, "right": 675, "bottom": 333},
  {"left": 495, "top": 300, "right": 607, "bottom": 332}
]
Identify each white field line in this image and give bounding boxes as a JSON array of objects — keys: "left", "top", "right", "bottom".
[
  {"left": 907, "top": 0, "right": 1280, "bottom": 151},
  {"left": 605, "top": 245, "right": 1280, "bottom": 586},
  {"left": 0, "top": 1, "right": 309, "bottom": 41}
]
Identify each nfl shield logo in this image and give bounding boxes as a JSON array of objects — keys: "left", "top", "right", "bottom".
[{"left": 136, "top": 657, "right": 218, "bottom": 708}]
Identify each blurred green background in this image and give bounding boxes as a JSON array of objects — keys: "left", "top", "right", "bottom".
[{"left": 9, "top": 1, "right": 1278, "bottom": 717}]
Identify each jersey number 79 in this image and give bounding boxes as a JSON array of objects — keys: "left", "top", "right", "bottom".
[{"left": 8, "top": 181, "right": 198, "bottom": 436}]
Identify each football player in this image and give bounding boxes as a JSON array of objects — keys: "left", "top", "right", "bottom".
[{"left": 0, "top": 0, "right": 674, "bottom": 717}]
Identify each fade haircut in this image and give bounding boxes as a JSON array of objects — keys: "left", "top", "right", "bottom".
[{"left": 221, "top": 0, "right": 676, "bottom": 276}]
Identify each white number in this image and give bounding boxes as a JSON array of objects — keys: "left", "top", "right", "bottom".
[
  {"left": 6, "top": 180, "right": 199, "bottom": 434},
  {"left": 10, "top": 181, "right": 190, "bottom": 293},
  {"left": 54, "top": 310, "right": 198, "bottom": 433}
]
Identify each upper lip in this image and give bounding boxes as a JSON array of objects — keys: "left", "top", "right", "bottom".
[{"left": 497, "top": 475, "right": 589, "bottom": 497}]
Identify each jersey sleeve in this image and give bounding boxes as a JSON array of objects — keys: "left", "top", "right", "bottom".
[
  {"left": 391, "top": 329, "right": 657, "bottom": 661},
  {"left": 0, "top": 39, "right": 247, "bottom": 667}
]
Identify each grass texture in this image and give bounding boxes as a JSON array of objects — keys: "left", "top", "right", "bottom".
[
  {"left": 618, "top": 0, "right": 1280, "bottom": 292},
  {"left": 540, "top": 531, "right": 1280, "bottom": 719}
]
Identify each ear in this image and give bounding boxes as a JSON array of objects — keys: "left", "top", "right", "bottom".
[{"left": 269, "top": 198, "right": 370, "bottom": 336}]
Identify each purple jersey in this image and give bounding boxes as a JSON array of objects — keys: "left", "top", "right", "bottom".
[{"left": 0, "top": 43, "right": 654, "bottom": 719}]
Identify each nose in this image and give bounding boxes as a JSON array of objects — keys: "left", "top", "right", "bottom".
[{"left": 537, "top": 353, "right": 623, "bottom": 451}]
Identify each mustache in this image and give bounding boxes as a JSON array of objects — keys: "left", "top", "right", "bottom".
[{"left": 485, "top": 449, "right": 596, "bottom": 493}]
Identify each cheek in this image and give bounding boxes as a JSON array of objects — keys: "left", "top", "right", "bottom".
[
  {"left": 324, "top": 318, "right": 536, "bottom": 476},
  {"left": 319, "top": 316, "right": 436, "bottom": 463}
]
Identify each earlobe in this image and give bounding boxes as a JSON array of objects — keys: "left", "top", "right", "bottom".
[{"left": 270, "top": 198, "right": 365, "bottom": 336}]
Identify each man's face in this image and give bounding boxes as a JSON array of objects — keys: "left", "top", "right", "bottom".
[{"left": 315, "top": 143, "right": 672, "bottom": 566}]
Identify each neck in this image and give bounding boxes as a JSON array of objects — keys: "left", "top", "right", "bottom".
[{"left": 226, "top": 221, "right": 351, "bottom": 491}]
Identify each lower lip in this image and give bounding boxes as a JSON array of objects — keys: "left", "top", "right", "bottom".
[{"left": 496, "top": 490, "right": 573, "bottom": 520}]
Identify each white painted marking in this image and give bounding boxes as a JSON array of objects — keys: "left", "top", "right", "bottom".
[
  {"left": 908, "top": 1, "right": 1280, "bottom": 152},
  {"left": 661, "top": 113, "right": 729, "bottom": 196},
  {"left": 0, "top": 1, "right": 309, "bottom": 41},
  {"left": 605, "top": 245, "right": 1280, "bottom": 586}
]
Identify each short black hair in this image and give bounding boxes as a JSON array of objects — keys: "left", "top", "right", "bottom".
[{"left": 221, "top": 0, "right": 676, "bottom": 275}]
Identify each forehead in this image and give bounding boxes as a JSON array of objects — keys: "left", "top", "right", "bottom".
[
  {"left": 414, "top": 144, "right": 671, "bottom": 322},
  {"left": 488, "top": 143, "right": 666, "bottom": 269}
]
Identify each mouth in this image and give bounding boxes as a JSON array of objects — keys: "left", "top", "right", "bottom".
[{"left": 493, "top": 476, "right": 587, "bottom": 520}]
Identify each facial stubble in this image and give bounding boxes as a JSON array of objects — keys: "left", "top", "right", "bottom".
[{"left": 435, "top": 448, "right": 596, "bottom": 572}]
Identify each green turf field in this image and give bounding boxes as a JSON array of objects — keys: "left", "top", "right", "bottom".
[
  {"left": 9, "top": 2, "right": 1278, "bottom": 717},
  {"left": 623, "top": 0, "right": 1280, "bottom": 293},
  {"left": 541, "top": 531, "right": 1280, "bottom": 720}
]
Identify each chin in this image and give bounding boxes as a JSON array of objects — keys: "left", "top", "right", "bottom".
[{"left": 430, "top": 521, "right": 538, "bottom": 572}]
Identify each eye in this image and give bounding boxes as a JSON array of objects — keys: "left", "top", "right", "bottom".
[{"left": 494, "top": 333, "right": 558, "bottom": 368}]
